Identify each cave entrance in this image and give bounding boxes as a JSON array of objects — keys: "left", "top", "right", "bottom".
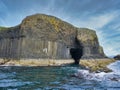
[{"left": 70, "top": 48, "right": 83, "bottom": 64}]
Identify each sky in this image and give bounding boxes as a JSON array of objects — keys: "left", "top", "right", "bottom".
[{"left": 0, "top": 0, "right": 120, "bottom": 57}]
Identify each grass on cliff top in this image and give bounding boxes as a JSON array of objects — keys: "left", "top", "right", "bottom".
[
  {"left": 0, "top": 26, "right": 8, "bottom": 31},
  {"left": 80, "top": 59, "right": 115, "bottom": 72},
  {"left": 77, "top": 28, "right": 98, "bottom": 42}
]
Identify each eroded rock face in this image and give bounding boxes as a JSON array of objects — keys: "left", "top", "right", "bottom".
[
  {"left": 77, "top": 28, "right": 106, "bottom": 59},
  {"left": 0, "top": 14, "right": 106, "bottom": 61}
]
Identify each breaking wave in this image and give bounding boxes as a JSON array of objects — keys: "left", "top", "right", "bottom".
[{"left": 75, "top": 60, "right": 120, "bottom": 88}]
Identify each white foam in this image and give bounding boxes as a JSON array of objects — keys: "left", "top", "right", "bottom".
[
  {"left": 75, "top": 61, "right": 120, "bottom": 82},
  {"left": 107, "top": 61, "right": 120, "bottom": 74}
]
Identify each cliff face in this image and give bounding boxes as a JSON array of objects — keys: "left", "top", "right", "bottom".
[
  {"left": 77, "top": 28, "right": 105, "bottom": 59},
  {"left": 0, "top": 14, "right": 106, "bottom": 62}
]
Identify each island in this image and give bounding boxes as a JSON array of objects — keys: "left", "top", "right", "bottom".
[
  {"left": 0, "top": 14, "right": 115, "bottom": 72},
  {"left": 114, "top": 55, "right": 120, "bottom": 60}
]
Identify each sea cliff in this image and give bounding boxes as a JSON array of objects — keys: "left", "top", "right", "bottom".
[{"left": 0, "top": 14, "right": 106, "bottom": 64}]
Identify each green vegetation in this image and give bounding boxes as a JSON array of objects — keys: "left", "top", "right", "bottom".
[
  {"left": 22, "top": 14, "right": 75, "bottom": 33},
  {"left": 0, "top": 26, "right": 8, "bottom": 31},
  {"left": 41, "top": 16, "right": 60, "bottom": 32},
  {"left": 77, "top": 28, "right": 98, "bottom": 42}
]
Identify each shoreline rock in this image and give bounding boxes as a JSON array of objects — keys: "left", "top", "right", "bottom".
[
  {"left": 114, "top": 54, "right": 120, "bottom": 60},
  {"left": 0, "top": 59, "right": 74, "bottom": 66},
  {"left": 0, "top": 58, "right": 115, "bottom": 73},
  {"left": 80, "top": 58, "right": 115, "bottom": 72}
]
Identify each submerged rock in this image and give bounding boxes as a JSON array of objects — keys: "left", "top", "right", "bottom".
[{"left": 0, "top": 14, "right": 106, "bottom": 62}]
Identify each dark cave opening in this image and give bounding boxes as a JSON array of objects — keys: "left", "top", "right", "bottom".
[
  {"left": 70, "top": 37, "right": 83, "bottom": 64},
  {"left": 70, "top": 48, "right": 83, "bottom": 64}
]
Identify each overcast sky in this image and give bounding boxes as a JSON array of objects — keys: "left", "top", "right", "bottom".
[{"left": 0, "top": 0, "right": 120, "bottom": 56}]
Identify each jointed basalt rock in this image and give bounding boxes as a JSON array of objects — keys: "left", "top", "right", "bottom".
[{"left": 0, "top": 14, "right": 106, "bottom": 63}]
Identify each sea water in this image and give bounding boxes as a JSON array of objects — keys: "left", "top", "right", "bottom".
[{"left": 0, "top": 61, "right": 120, "bottom": 90}]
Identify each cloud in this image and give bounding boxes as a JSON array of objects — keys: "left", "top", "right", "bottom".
[
  {"left": 104, "top": 43, "right": 120, "bottom": 57},
  {"left": 68, "top": 11, "right": 119, "bottom": 30}
]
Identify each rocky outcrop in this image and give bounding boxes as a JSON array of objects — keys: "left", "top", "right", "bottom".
[
  {"left": 77, "top": 28, "right": 105, "bottom": 59},
  {"left": 114, "top": 55, "right": 120, "bottom": 60},
  {"left": 0, "top": 14, "right": 106, "bottom": 63}
]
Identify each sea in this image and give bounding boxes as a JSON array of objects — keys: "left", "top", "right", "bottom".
[{"left": 0, "top": 60, "right": 120, "bottom": 90}]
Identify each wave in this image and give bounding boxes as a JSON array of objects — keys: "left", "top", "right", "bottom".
[{"left": 75, "top": 61, "right": 120, "bottom": 88}]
